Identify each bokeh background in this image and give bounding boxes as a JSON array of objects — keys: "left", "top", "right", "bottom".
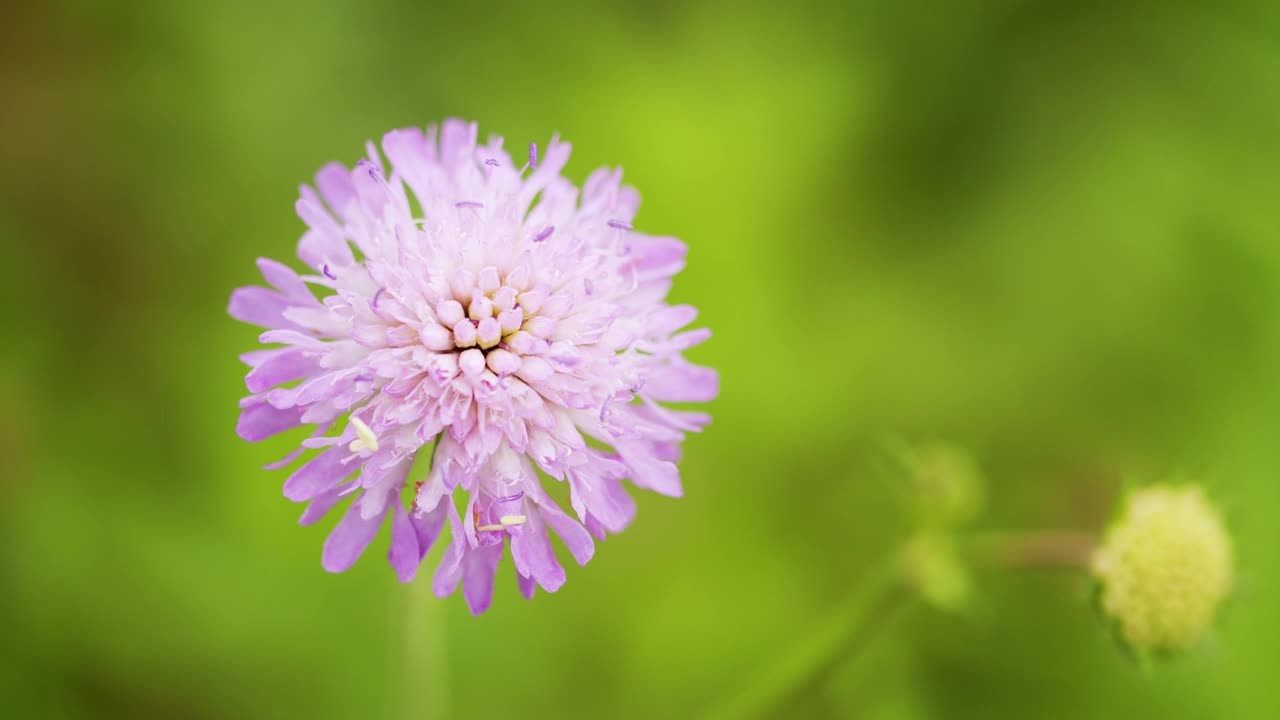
[{"left": 3, "top": 0, "right": 1280, "bottom": 717}]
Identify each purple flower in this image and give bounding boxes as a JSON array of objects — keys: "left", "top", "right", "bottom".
[{"left": 229, "top": 119, "right": 717, "bottom": 613}]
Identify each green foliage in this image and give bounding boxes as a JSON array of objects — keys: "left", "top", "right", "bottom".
[{"left": 3, "top": 1, "right": 1280, "bottom": 718}]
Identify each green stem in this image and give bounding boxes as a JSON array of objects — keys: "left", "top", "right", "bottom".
[
  {"left": 700, "top": 530, "right": 1097, "bottom": 719},
  {"left": 703, "top": 557, "right": 908, "bottom": 720},
  {"left": 402, "top": 575, "right": 449, "bottom": 720},
  {"left": 966, "top": 531, "right": 1096, "bottom": 571}
]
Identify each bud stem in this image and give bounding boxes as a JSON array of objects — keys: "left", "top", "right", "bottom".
[
  {"left": 967, "top": 531, "right": 1097, "bottom": 570},
  {"left": 702, "top": 556, "right": 908, "bottom": 719},
  {"left": 701, "top": 529, "right": 1098, "bottom": 718}
]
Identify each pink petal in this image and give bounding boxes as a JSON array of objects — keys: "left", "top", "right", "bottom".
[
  {"left": 228, "top": 286, "right": 300, "bottom": 330},
  {"left": 510, "top": 513, "right": 566, "bottom": 592},
  {"left": 322, "top": 492, "right": 390, "bottom": 573},
  {"left": 412, "top": 501, "right": 450, "bottom": 560},
  {"left": 298, "top": 484, "right": 348, "bottom": 526},
  {"left": 245, "top": 347, "right": 319, "bottom": 393},
  {"left": 283, "top": 447, "right": 351, "bottom": 501},
  {"left": 643, "top": 359, "right": 719, "bottom": 403},
  {"left": 236, "top": 397, "right": 304, "bottom": 442},
  {"left": 388, "top": 500, "right": 421, "bottom": 583},
  {"left": 461, "top": 542, "right": 503, "bottom": 616},
  {"left": 315, "top": 162, "right": 356, "bottom": 221}
]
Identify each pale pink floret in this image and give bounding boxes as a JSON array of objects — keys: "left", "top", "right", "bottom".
[{"left": 230, "top": 119, "right": 716, "bottom": 613}]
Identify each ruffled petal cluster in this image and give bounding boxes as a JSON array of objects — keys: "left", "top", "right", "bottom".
[{"left": 230, "top": 119, "right": 716, "bottom": 612}]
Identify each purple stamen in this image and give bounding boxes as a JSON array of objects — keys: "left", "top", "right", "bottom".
[
  {"left": 322, "top": 264, "right": 336, "bottom": 280},
  {"left": 607, "top": 220, "right": 633, "bottom": 231},
  {"left": 372, "top": 287, "right": 386, "bottom": 308},
  {"left": 497, "top": 491, "right": 525, "bottom": 503},
  {"left": 533, "top": 225, "right": 554, "bottom": 243},
  {"left": 584, "top": 278, "right": 595, "bottom": 295},
  {"left": 355, "top": 373, "right": 374, "bottom": 384},
  {"left": 456, "top": 201, "right": 484, "bottom": 209},
  {"left": 529, "top": 142, "right": 539, "bottom": 170},
  {"left": 484, "top": 158, "right": 499, "bottom": 167}
]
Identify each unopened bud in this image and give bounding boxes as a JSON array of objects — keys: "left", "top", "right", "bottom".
[{"left": 1092, "top": 484, "right": 1233, "bottom": 654}]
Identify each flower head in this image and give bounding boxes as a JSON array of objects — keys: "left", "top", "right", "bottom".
[
  {"left": 230, "top": 119, "right": 717, "bottom": 613},
  {"left": 1091, "top": 484, "right": 1233, "bottom": 654}
]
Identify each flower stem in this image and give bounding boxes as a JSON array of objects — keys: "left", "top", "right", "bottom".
[
  {"left": 402, "top": 575, "right": 449, "bottom": 720},
  {"left": 704, "top": 557, "right": 908, "bottom": 720},
  {"left": 966, "top": 531, "right": 1097, "bottom": 571},
  {"left": 701, "top": 530, "right": 1097, "bottom": 718}
]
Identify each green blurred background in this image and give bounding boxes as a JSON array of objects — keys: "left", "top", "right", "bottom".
[{"left": 3, "top": 0, "right": 1280, "bottom": 717}]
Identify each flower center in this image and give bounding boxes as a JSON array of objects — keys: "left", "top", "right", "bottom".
[{"left": 429, "top": 265, "right": 560, "bottom": 377}]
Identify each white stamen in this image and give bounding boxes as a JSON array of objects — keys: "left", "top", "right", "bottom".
[
  {"left": 347, "top": 416, "right": 379, "bottom": 453},
  {"left": 499, "top": 514, "right": 527, "bottom": 526}
]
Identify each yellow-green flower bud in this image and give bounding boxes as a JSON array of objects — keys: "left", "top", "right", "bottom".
[
  {"left": 901, "top": 532, "right": 973, "bottom": 612},
  {"left": 1092, "top": 484, "right": 1233, "bottom": 654},
  {"left": 907, "top": 443, "right": 985, "bottom": 529}
]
